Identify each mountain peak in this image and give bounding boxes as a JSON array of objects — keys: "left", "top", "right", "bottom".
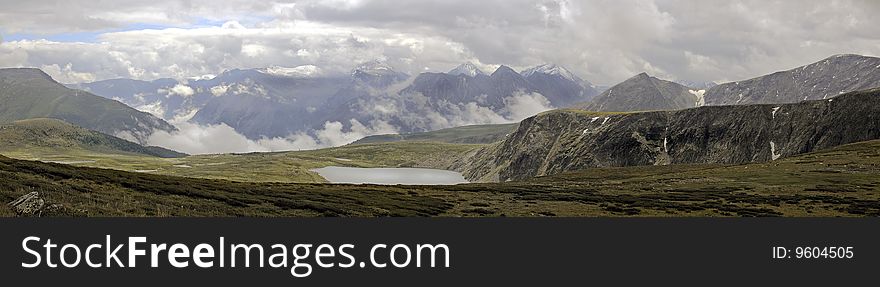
[
  {"left": 622, "top": 72, "right": 652, "bottom": 83},
  {"left": 491, "top": 65, "right": 519, "bottom": 77},
  {"left": 448, "top": 62, "right": 486, "bottom": 77},
  {"left": 352, "top": 60, "right": 397, "bottom": 77},
  {"left": 579, "top": 73, "right": 694, "bottom": 112},
  {"left": 521, "top": 64, "right": 580, "bottom": 82}
]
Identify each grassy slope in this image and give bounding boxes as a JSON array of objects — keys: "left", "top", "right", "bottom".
[
  {"left": 352, "top": 123, "right": 518, "bottom": 145},
  {"left": 0, "top": 141, "right": 481, "bottom": 183},
  {"left": 0, "top": 68, "right": 174, "bottom": 138},
  {"left": 2, "top": 140, "right": 878, "bottom": 217},
  {"left": 0, "top": 118, "right": 185, "bottom": 158}
]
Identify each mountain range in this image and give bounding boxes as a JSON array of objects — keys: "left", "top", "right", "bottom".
[
  {"left": 571, "top": 54, "right": 880, "bottom": 113},
  {"left": 74, "top": 62, "right": 599, "bottom": 140},
  {"left": 2, "top": 53, "right": 880, "bottom": 217},
  {"left": 4, "top": 53, "right": 879, "bottom": 157}
]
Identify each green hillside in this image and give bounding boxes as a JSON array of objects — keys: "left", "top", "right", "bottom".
[
  {"left": 0, "top": 138, "right": 479, "bottom": 183},
  {"left": 352, "top": 123, "right": 518, "bottom": 145},
  {"left": 0, "top": 118, "right": 185, "bottom": 158},
  {"left": 2, "top": 139, "right": 878, "bottom": 217},
  {"left": 0, "top": 68, "right": 176, "bottom": 144}
]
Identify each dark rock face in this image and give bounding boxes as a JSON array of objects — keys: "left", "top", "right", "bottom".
[
  {"left": 704, "top": 54, "right": 880, "bottom": 105},
  {"left": 460, "top": 89, "right": 880, "bottom": 182},
  {"left": 577, "top": 73, "right": 698, "bottom": 112}
]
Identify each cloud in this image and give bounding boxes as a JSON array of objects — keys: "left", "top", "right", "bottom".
[
  {"left": 503, "top": 92, "right": 554, "bottom": 121},
  {"left": 210, "top": 84, "right": 229, "bottom": 96},
  {"left": 169, "top": 84, "right": 195, "bottom": 97},
  {"left": 316, "top": 119, "right": 398, "bottom": 147},
  {"left": 39, "top": 63, "right": 96, "bottom": 83},
  {"left": 3, "top": 1, "right": 880, "bottom": 85},
  {"left": 146, "top": 117, "right": 398, "bottom": 155}
]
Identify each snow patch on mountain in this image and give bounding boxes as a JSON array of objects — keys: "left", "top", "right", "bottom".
[
  {"left": 689, "top": 89, "right": 706, "bottom": 107},
  {"left": 521, "top": 64, "right": 579, "bottom": 82},
  {"left": 352, "top": 60, "right": 396, "bottom": 77},
  {"left": 770, "top": 141, "right": 782, "bottom": 160},
  {"left": 448, "top": 62, "right": 486, "bottom": 77}
]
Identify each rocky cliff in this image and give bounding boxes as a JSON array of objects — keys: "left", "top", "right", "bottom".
[{"left": 458, "top": 88, "right": 880, "bottom": 182}]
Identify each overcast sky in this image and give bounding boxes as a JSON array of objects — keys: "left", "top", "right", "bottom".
[{"left": 1, "top": 0, "right": 879, "bottom": 85}]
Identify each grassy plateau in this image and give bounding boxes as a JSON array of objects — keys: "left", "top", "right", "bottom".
[{"left": 2, "top": 139, "right": 879, "bottom": 217}]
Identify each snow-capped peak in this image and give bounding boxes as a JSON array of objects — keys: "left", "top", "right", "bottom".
[
  {"left": 352, "top": 60, "right": 396, "bottom": 77},
  {"left": 258, "top": 65, "right": 322, "bottom": 78},
  {"left": 521, "top": 64, "right": 579, "bottom": 82},
  {"left": 448, "top": 62, "right": 486, "bottom": 77}
]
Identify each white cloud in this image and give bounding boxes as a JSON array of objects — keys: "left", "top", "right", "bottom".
[
  {"left": 316, "top": 119, "right": 398, "bottom": 147},
  {"left": 210, "top": 84, "right": 229, "bottom": 96},
  {"left": 146, "top": 121, "right": 316, "bottom": 154},
  {"left": 169, "top": 84, "right": 195, "bottom": 97},
  {"left": 3, "top": 1, "right": 880, "bottom": 85},
  {"left": 40, "top": 63, "right": 96, "bottom": 83},
  {"left": 135, "top": 101, "right": 166, "bottom": 118},
  {"left": 147, "top": 117, "right": 398, "bottom": 155},
  {"left": 503, "top": 92, "right": 554, "bottom": 121}
]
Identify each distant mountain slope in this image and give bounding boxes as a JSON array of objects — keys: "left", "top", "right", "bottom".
[
  {"left": 352, "top": 123, "right": 518, "bottom": 145},
  {"left": 521, "top": 64, "right": 600, "bottom": 107},
  {"left": 577, "top": 73, "right": 698, "bottom": 112},
  {"left": 78, "top": 62, "right": 599, "bottom": 142},
  {"left": 705, "top": 54, "right": 880, "bottom": 105},
  {"left": 0, "top": 68, "right": 176, "bottom": 144},
  {"left": 398, "top": 64, "right": 595, "bottom": 116},
  {"left": 400, "top": 66, "right": 530, "bottom": 110},
  {"left": 0, "top": 118, "right": 186, "bottom": 158},
  {"left": 459, "top": 88, "right": 880, "bottom": 182},
  {"left": 73, "top": 77, "right": 205, "bottom": 121}
]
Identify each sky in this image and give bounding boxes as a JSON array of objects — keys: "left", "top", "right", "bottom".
[{"left": 2, "top": 0, "right": 880, "bottom": 85}]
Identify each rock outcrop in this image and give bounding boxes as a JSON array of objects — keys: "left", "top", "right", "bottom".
[
  {"left": 8, "top": 191, "right": 45, "bottom": 216},
  {"left": 459, "top": 88, "right": 880, "bottom": 182}
]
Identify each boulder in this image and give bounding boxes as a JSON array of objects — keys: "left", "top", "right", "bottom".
[{"left": 8, "top": 191, "right": 45, "bottom": 216}]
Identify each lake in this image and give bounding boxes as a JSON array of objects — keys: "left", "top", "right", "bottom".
[{"left": 311, "top": 166, "right": 469, "bottom": 185}]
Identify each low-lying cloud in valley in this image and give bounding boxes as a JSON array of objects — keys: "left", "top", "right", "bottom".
[
  {"left": 142, "top": 91, "right": 551, "bottom": 154},
  {"left": 146, "top": 119, "right": 398, "bottom": 155}
]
